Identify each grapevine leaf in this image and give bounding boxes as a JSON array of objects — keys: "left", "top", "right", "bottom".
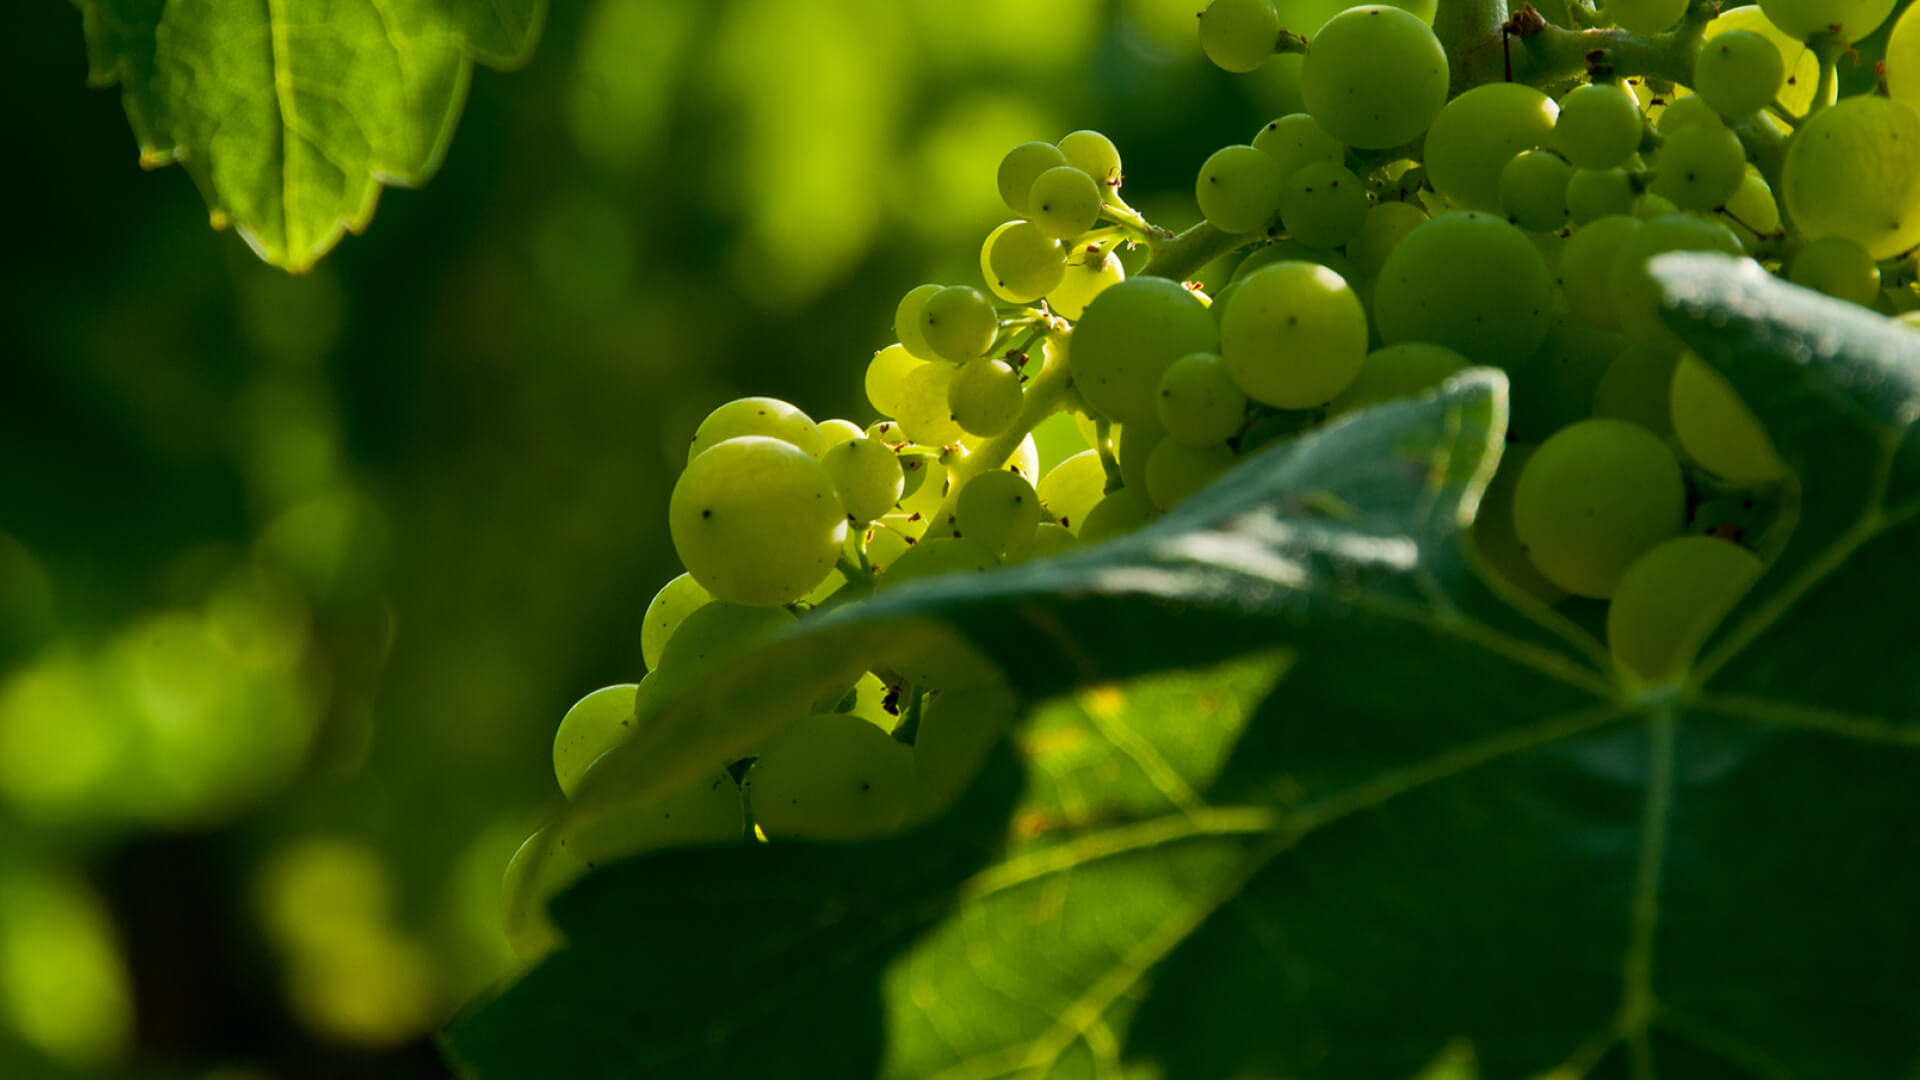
[
  {"left": 448, "top": 260, "right": 1920, "bottom": 1079},
  {"left": 71, "top": 0, "right": 545, "bottom": 270}
]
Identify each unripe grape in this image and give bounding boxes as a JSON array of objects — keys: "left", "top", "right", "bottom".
[
  {"left": 1279, "top": 162, "right": 1367, "bottom": 249},
  {"left": 1655, "top": 95, "right": 1719, "bottom": 135},
  {"left": 819, "top": 419, "right": 863, "bottom": 446},
  {"left": 1513, "top": 419, "right": 1686, "bottom": 598},
  {"left": 1252, "top": 113, "right": 1346, "bottom": 184},
  {"left": 1781, "top": 95, "right": 1920, "bottom": 260},
  {"left": 912, "top": 680, "right": 1019, "bottom": 817},
  {"left": 895, "top": 362, "right": 966, "bottom": 446},
  {"left": 1374, "top": 211, "right": 1552, "bottom": 368},
  {"left": 1220, "top": 262, "right": 1368, "bottom": 408},
  {"left": 1720, "top": 170, "right": 1783, "bottom": 249},
  {"left": 1669, "top": 353, "right": 1789, "bottom": 485},
  {"left": 1038, "top": 450, "right": 1108, "bottom": 534},
  {"left": 1788, "top": 236, "right": 1881, "bottom": 306},
  {"left": 947, "top": 357, "right": 1024, "bottom": 438},
  {"left": 865, "top": 344, "right": 926, "bottom": 418},
  {"left": 1006, "top": 521, "right": 1077, "bottom": 563},
  {"left": 1508, "top": 314, "right": 1625, "bottom": 440},
  {"left": 1500, "top": 150, "right": 1573, "bottom": 232},
  {"left": 1890, "top": 2, "right": 1920, "bottom": 116},
  {"left": 1197, "top": 145, "right": 1286, "bottom": 234},
  {"left": 1301, "top": 6, "right": 1449, "bottom": 149},
  {"left": 878, "top": 536, "right": 998, "bottom": 587},
  {"left": 640, "top": 572, "right": 712, "bottom": 671},
  {"left": 1425, "top": 83, "right": 1559, "bottom": 212},
  {"left": 821, "top": 437, "right": 906, "bottom": 524},
  {"left": 1144, "top": 440, "right": 1236, "bottom": 509},
  {"left": 921, "top": 285, "right": 998, "bottom": 362},
  {"left": 1070, "top": 276, "right": 1218, "bottom": 425},
  {"left": 1608, "top": 214, "right": 1745, "bottom": 351},
  {"left": 1757, "top": 0, "right": 1894, "bottom": 41},
  {"left": 1607, "top": 537, "right": 1763, "bottom": 684},
  {"left": 1346, "top": 201, "right": 1428, "bottom": 277},
  {"left": 1591, "top": 344, "right": 1678, "bottom": 438},
  {"left": 1199, "top": 0, "right": 1283, "bottom": 73},
  {"left": 1558, "top": 214, "right": 1639, "bottom": 327},
  {"left": 1027, "top": 165, "right": 1104, "bottom": 240},
  {"left": 1608, "top": 0, "right": 1686, "bottom": 32},
  {"left": 1323, "top": 343, "right": 1469, "bottom": 419},
  {"left": 1468, "top": 444, "right": 1568, "bottom": 605},
  {"left": 1709, "top": 7, "right": 1819, "bottom": 116},
  {"left": 745, "top": 713, "right": 916, "bottom": 841},
  {"left": 688, "top": 397, "right": 827, "bottom": 462},
  {"left": 894, "top": 283, "right": 943, "bottom": 360},
  {"left": 552, "top": 683, "right": 639, "bottom": 799},
  {"left": 1565, "top": 167, "right": 1638, "bottom": 224},
  {"left": 1647, "top": 119, "right": 1746, "bottom": 212},
  {"left": 984, "top": 220, "right": 1066, "bottom": 303},
  {"left": 1157, "top": 352, "right": 1248, "bottom": 446},
  {"left": 1058, "top": 130, "right": 1123, "bottom": 189},
  {"left": 953, "top": 470, "right": 1042, "bottom": 555},
  {"left": 1115, "top": 420, "right": 1162, "bottom": 497},
  {"left": 669, "top": 437, "right": 847, "bottom": 607},
  {"left": 997, "top": 141, "right": 1068, "bottom": 217},
  {"left": 1077, "top": 487, "right": 1157, "bottom": 543},
  {"left": 655, "top": 601, "right": 798, "bottom": 693},
  {"left": 1046, "top": 245, "right": 1125, "bottom": 319},
  {"left": 1693, "top": 31, "right": 1785, "bottom": 119},
  {"left": 1552, "top": 82, "right": 1644, "bottom": 170}
]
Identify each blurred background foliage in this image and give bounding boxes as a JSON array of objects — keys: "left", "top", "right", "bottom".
[{"left": 1, "top": 1, "right": 1288, "bottom": 1076}]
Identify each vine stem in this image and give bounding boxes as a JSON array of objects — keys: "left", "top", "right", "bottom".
[
  {"left": 1508, "top": 0, "right": 1715, "bottom": 90},
  {"left": 929, "top": 333, "right": 1077, "bottom": 526},
  {"left": 1138, "top": 221, "right": 1262, "bottom": 282}
]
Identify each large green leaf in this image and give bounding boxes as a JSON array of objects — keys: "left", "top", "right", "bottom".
[
  {"left": 72, "top": 0, "right": 544, "bottom": 270},
  {"left": 446, "top": 257, "right": 1920, "bottom": 1079}
]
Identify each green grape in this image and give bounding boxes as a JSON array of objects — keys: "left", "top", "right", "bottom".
[
  {"left": 1028, "top": 165, "right": 1104, "bottom": 240},
  {"left": 502, "top": 826, "right": 585, "bottom": 960},
  {"left": 947, "top": 357, "right": 1024, "bottom": 438},
  {"left": 669, "top": 437, "right": 848, "bottom": 607},
  {"left": 821, "top": 436, "right": 906, "bottom": 524},
  {"left": 984, "top": 220, "right": 1066, "bottom": 303},
  {"left": 562, "top": 767, "right": 744, "bottom": 869},
  {"left": 1558, "top": 214, "right": 1639, "bottom": 327},
  {"left": 894, "top": 283, "right": 943, "bottom": 360},
  {"left": 1058, "top": 130, "right": 1124, "bottom": 190},
  {"left": 866, "top": 419, "right": 908, "bottom": 446},
  {"left": 1669, "top": 353, "right": 1789, "bottom": 485},
  {"left": 1374, "top": 211, "right": 1552, "bottom": 367},
  {"left": 1300, "top": 6, "right": 1449, "bottom": 149},
  {"left": 912, "top": 680, "right": 1019, "bottom": 817},
  {"left": 1508, "top": 314, "right": 1625, "bottom": 440},
  {"left": 1653, "top": 95, "right": 1718, "bottom": 136},
  {"left": 1552, "top": 82, "right": 1644, "bottom": 170},
  {"left": 1347, "top": 201, "right": 1428, "bottom": 277},
  {"left": 1634, "top": 192, "right": 1679, "bottom": 219},
  {"left": 1230, "top": 238, "right": 1356, "bottom": 283},
  {"left": 1719, "top": 170, "right": 1783, "bottom": 249},
  {"left": 953, "top": 470, "right": 1042, "bottom": 555},
  {"left": 1647, "top": 119, "right": 1745, "bottom": 212},
  {"left": 1607, "top": 0, "right": 1686, "bottom": 32},
  {"left": 1115, "top": 420, "right": 1162, "bottom": 496},
  {"left": 1144, "top": 440, "right": 1236, "bottom": 509},
  {"left": 1513, "top": 418, "right": 1686, "bottom": 598},
  {"left": 921, "top": 285, "right": 998, "bottom": 362},
  {"left": 1156, "top": 352, "right": 1248, "bottom": 446},
  {"left": 688, "top": 397, "right": 827, "bottom": 462},
  {"left": 641, "top": 572, "right": 712, "bottom": 671},
  {"left": 1324, "top": 342, "right": 1469, "bottom": 418},
  {"left": 1425, "top": 83, "right": 1559, "bottom": 212},
  {"left": 1565, "top": 167, "right": 1638, "bottom": 224},
  {"left": 1252, "top": 114, "right": 1346, "bottom": 184},
  {"left": 819, "top": 419, "right": 863, "bottom": 446},
  {"left": 1529, "top": 226, "right": 1568, "bottom": 278},
  {"left": 1788, "top": 235, "right": 1881, "bottom": 306},
  {"left": 863, "top": 517, "right": 915, "bottom": 574},
  {"left": 1499, "top": 150, "right": 1573, "bottom": 233},
  {"left": 1756, "top": 0, "right": 1893, "bottom": 41},
  {"left": 1891, "top": 2, "right": 1920, "bottom": 116},
  {"left": 552, "top": 683, "right": 640, "bottom": 799},
  {"left": 1077, "top": 487, "right": 1158, "bottom": 543},
  {"left": 1047, "top": 245, "right": 1124, "bottom": 319},
  {"left": 998, "top": 141, "right": 1069, "bottom": 217},
  {"left": 1220, "top": 261, "right": 1368, "bottom": 408},
  {"left": 1607, "top": 213, "right": 1744, "bottom": 351},
  {"left": 1591, "top": 344, "right": 1678, "bottom": 437},
  {"left": 1782, "top": 96, "right": 1920, "bottom": 259},
  {"left": 1707, "top": 7, "right": 1818, "bottom": 116},
  {"left": 745, "top": 713, "right": 916, "bottom": 840},
  {"left": 897, "top": 448, "right": 946, "bottom": 516},
  {"left": 1693, "top": 31, "right": 1785, "bottom": 119},
  {"left": 1278, "top": 162, "right": 1367, "bottom": 249},
  {"left": 1468, "top": 444, "right": 1568, "bottom": 605},
  {"left": 655, "top": 601, "right": 798, "bottom": 696},
  {"left": 1038, "top": 450, "right": 1109, "bottom": 534},
  {"left": 1069, "top": 276, "right": 1218, "bottom": 425},
  {"left": 877, "top": 536, "right": 998, "bottom": 587},
  {"left": 865, "top": 343, "right": 927, "bottom": 418},
  {"left": 1200, "top": 0, "right": 1283, "bottom": 72},
  {"left": 895, "top": 361, "right": 966, "bottom": 446},
  {"left": 1607, "top": 536, "right": 1763, "bottom": 684},
  {"left": 1008, "top": 521, "right": 1079, "bottom": 563},
  {"left": 1196, "top": 145, "right": 1286, "bottom": 234}
]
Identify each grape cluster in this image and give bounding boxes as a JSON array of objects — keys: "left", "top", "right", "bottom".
[{"left": 505, "top": 0, "right": 1920, "bottom": 955}]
